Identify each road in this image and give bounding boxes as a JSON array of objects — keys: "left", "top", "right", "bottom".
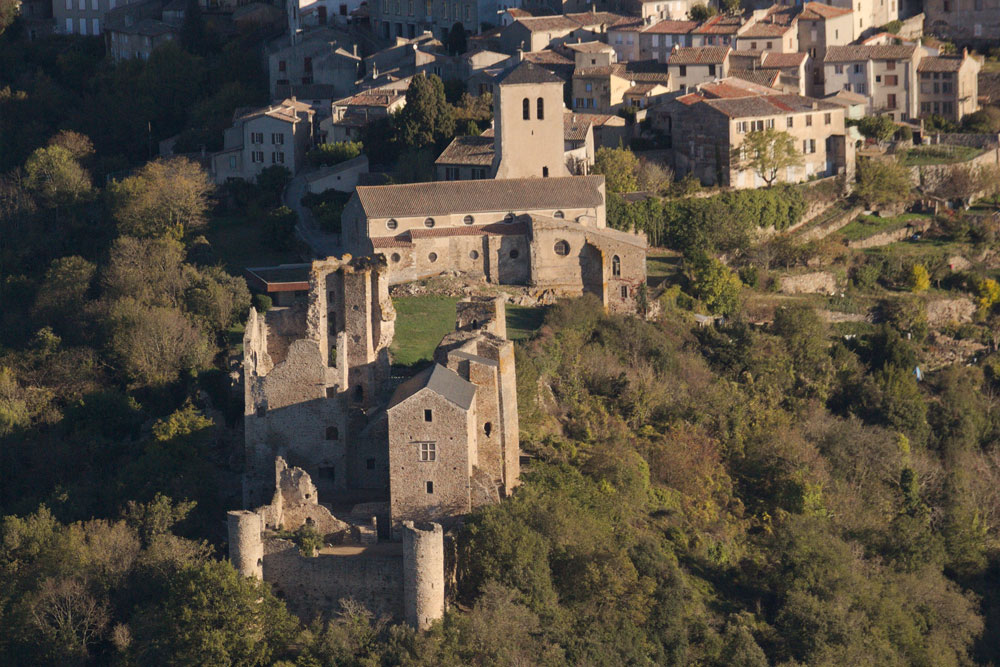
[{"left": 284, "top": 170, "right": 342, "bottom": 259}]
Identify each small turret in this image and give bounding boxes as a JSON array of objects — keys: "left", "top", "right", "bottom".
[
  {"left": 227, "top": 510, "right": 264, "bottom": 579},
  {"left": 402, "top": 521, "right": 445, "bottom": 630}
]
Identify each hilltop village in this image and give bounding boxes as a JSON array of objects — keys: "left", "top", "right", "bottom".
[{"left": 10, "top": 0, "right": 1000, "bottom": 662}]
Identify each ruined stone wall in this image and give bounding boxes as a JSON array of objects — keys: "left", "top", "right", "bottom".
[
  {"left": 455, "top": 296, "right": 507, "bottom": 338},
  {"left": 778, "top": 272, "right": 838, "bottom": 295},
  {"left": 387, "top": 389, "right": 475, "bottom": 527},
  {"left": 263, "top": 540, "right": 405, "bottom": 620}
]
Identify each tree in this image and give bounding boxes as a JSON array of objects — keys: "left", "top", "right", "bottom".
[
  {"left": 719, "top": 0, "right": 742, "bottom": 14},
  {"left": 306, "top": 140, "right": 364, "bottom": 167},
  {"left": 688, "top": 3, "right": 716, "bottom": 20},
  {"left": 102, "top": 236, "right": 186, "bottom": 306},
  {"left": 857, "top": 115, "right": 898, "bottom": 145},
  {"left": 961, "top": 105, "right": 1000, "bottom": 133},
  {"left": 47, "top": 131, "right": 94, "bottom": 162},
  {"left": 24, "top": 145, "right": 93, "bottom": 210},
  {"left": 0, "top": 0, "right": 18, "bottom": 35},
  {"left": 692, "top": 257, "right": 743, "bottom": 316},
  {"left": 909, "top": 264, "right": 930, "bottom": 293},
  {"left": 32, "top": 256, "right": 97, "bottom": 339},
  {"left": 182, "top": 264, "right": 251, "bottom": 332},
  {"left": 594, "top": 146, "right": 640, "bottom": 193},
  {"left": 733, "top": 128, "right": 802, "bottom": 187},
  {"left": 108, "top": 157, "right": 213, "bottom": 239},
  {"left": 132, "top": 560, "right": 296, "bottom": 665},
  {"left": 445, "top": 22, "right": 467, "bottom": 55},
  {"left": 854, "top": 157, "right": 912, "bottom": 209},
  {"left": 395, "top": 73, "right": 456, "bottom": 150},
  {"left": 636, "top": 158, "right": 673, "bottom": 194}
]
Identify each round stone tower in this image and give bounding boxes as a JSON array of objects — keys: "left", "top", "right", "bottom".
[
  {"left": 227, "top": 510, "right": 264, "bottom": 580},
  {"left": 402, "top": 521, "right": 445, "bottom": 630}
]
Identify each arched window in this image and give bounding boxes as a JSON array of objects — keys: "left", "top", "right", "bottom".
[
  {"left": 424, "top": 217, "right": 435, "bottom": 228},
  {"left": 326, "top": 426, "right": 339, "bottom": 440},
  {"left": 522, "top": 97, "right": 530, "bottom": 120},
  {"left": 542, "top": 166, "right": 549, "bottom": 177},
  {"left": 554, "top": 240, "right": 570, "bottom": 256},
  {"left": 354, "top": 385, "right": 364, "bottom": 402},
  {"left": 553, "top": 210, "right": 564, "bottom": 219},
  {"left": 463, "top": 214, "right": 474, "bottom": 225},
  {"left": 612, "top": 255, "right": 621, "bottom": 277},
  {"left": 537, "top": 97, "right": 544, "bottom": 120}
]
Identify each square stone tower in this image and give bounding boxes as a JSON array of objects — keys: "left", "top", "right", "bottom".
[{"left": 492, "top": 60, "right": 571, "bottom": 180}]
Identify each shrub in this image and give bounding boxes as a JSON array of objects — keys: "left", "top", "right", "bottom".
[
  {"left": 306, "top": 141, "right": 364, "bottom": 167},
  {"left": 252, "top": 293, "right": 272, "bottom": 313}
]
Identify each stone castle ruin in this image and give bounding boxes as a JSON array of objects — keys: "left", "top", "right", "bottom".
[{"left": 231, "top": 255, "right": 520, "bottom": 627}]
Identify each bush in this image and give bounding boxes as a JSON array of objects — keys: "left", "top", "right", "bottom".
[
  {"left": 306, "top": 141, "right": 364, "bottom": 168},
  {"left": 252, "top": 293, "right": 272, "bottom": 313}
]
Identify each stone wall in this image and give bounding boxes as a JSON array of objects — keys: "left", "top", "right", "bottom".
[
  {"left": 263, "top": 539, "right": 406, "bottom": 620},
  {"left": 796, "top": 205, "right": 865, "bottom": 243},
  {"left": 930, "top": 133, "right": 1000, "bottom": 149},
  {"left": 908, "top": 147, "right": 1000, "bottom": 193},
  {"left": 778, "top": 272, "right": 838, "bottom": 295},
  {"left": 846, "top": 218, "right": 933, "bottom": 249}
]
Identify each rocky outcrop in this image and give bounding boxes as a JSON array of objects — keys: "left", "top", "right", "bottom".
[{"left": 926, "top": 298, "right": 976, "bottom": 327}]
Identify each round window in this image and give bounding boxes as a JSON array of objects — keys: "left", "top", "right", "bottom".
[
  {"left": 428, "top": 252, "right": 438, "bottom": 263},
  {"left": 386, "top": 218, "right": 398, "bottom": 230},
  {"left": 554, "top": 240, "right": 570, "bottom": 256},
  {"left": 470, "top": 250, "right": 479, "bottom": 260},
  {"left": 390, "top": 253, "right": 401, "bottom": 263},
  {"left": 554, "top": 210, "right": 565, "bottom": 219},
  {"left": 463, "top": 215, "right": 475, "bottom": 225},
  {"left": 509, "top": 249, "right": 519, "bottom": 259},
  {"left": 424, "top": 217, "right": 435, "bottom": 228},
  {"left": 504, "top": 213, "right": 515, "bottom": 223}
]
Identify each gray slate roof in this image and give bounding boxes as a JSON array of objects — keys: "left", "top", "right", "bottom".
[
  {"left": 497, "top": 60, "right": 565, "bottom": 85},
  {"left": 354, "top": 175, "right": 606, "bottom": 218},
  {"left": 388, "top": 364, "right": 476, "bottom": 411}
]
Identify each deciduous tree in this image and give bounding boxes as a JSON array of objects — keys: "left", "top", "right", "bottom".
[
  {"left": 594, "top": 146, "right": 640, "bottom": 193},
  {"left": 854, "top": 157, "right": 912, "bottom": 209},
  {"left": 733, "top": 128, "right": 802, "bottom": 187},
  {"left": 108, "top": 157, "right": 212, "bottom": 239}
]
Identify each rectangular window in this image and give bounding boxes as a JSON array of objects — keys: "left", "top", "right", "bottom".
[
  {"left": 91, "top": 0, "right": 97, "bottom": 9},
  {"left": 621, "top": 285, "right": 628, "bottom": 298},
  {"left": 975, "top": 23, "right": 983, "bottom": 37},
  {"left": 942, "top": 82, "right": 952, "bottom": 93},
  {"left": 766, "top": 118, "right": 775, "bottom": 129},
  {"left": 876, "top": 75, "right": 882, "bottom": 83},
  {"left": 921, "top": 102, "right": 931, "bottom": 113},
  {"left": 806, "top": 114, "right": 812, "bottom": 127},
  {"left": 426, "top": 481, "right": 434, "bottom": 493},
  {"left": 92, "top": 18, "right": 99, "bottom": 33},
  {"left": 585, "top": 82, "right": 592, "bottom": 92},
  {"left": 886, "top": 75, "right": 898, "bottom": 86},
  {"left": 853, "top": 63, "right": 861, "bottom": 74},
  {"left": 886, "top": 60, "right": 895, "bottom": 71},
  {"left": 787, "top": 116, "right": 794, "bottom": 128},
  {"left": 271, "top": 133, "right": 284, "bottom": 144},
  {"left": 419, "top": 442, "right": 436, "bottom": 461},
  {"left": 79, "top": 18, "right": 86, "bottom": 34},
  {"left": 278, "top": 60, "right": 286, "bottom": 72},
  {"left": 737, "top": 121, "right": 747, "bottom": 133},
  {"left": 78, "top": 0, "right": 84, "bottom": 9},
  {"left": 424, "top": 408, "right": 432, "bottom": 422},
  {"left": 229, "top": 156, "right": 237, "bottom": 168},
  {"left": 366, "top": 458, "right": 376, "bottom": 470},
  {"left": 887, "top": 94, "right": 897, "bottom": 108},
  {"left": 708, "top": 64, "right": 716, "bottom": 76},
  {"left": 824, "top": 112, "right": 831, "bottom": 125},
  {"left": 679, "top": 65, "right": 687, "bottom": 76},
  {"left": 276, "top": 152, "right": 285, "bottom": 164},
  {"left": 835, "top": 64, "right": 843, "bottom": 74},
  {"left": 66, "top": 0, "right": 71, "bottom": 9},
  {"left": 65, "top": 17, "right": 73, "bottom": 32}
]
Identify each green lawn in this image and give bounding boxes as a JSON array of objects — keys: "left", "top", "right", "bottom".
[
  {"left": 647, "top": 251, "right": 683, "bottom": 287},
  {"left": 507, "top": 305, "right": 548, "bottom": 341},
  {"left": 205, "top": 215, "right": 302, "bottom": 276},
  {"left": 390, "top": 296, "right": 460, "bottom": 368},
  {"left": 898, "top": 145, "right": 984, "bottom": 166},
  {"left": 390, "top": 296, "right": 549, "bottom": 368},
  {"left": 838, "top": 213, "right": 931, "bottom": 242}
]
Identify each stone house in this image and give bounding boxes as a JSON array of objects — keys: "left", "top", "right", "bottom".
[
  {"left": 572, "top": 60, "right": 672, "bottom": 111},
  {"left": 795, "top": 2, "right": 854, "bottom": 97},
  {"left": 320, "top": 87, "right": 407, "bottom": 143},
  {"left": 917, "top": 51, "right": 981, "bottom": 122},
  {"left": 729, "top": 50, "right": 808, "bottom": 95},
  {"left": 211, "top": 99, "right": 315, "bottom": 184},
  {"left": 607, "top": 17, "right": 644, "bottom": 62},
  {"left": 305, "top": 154, "right": 371, "bottom": 193},
  {"left": 667, "top": 46, "right": 730, "bottom": 91},
  {"left": 566, "top": 39, "right": 618, "bottom": 69},
  {"left": 774, "top": 0, "right": 897, "bottom": 38},
  {"left": 434, "top": 135, "right": 495, "bottom": 180},
  {"left": 632, "top": 0, "right": 706, "bottom": 22},
  {"left": 924, "top": 0, "right": 1000, "bottom": 44},
  {"left": 638, "top": 19, "right": 698, "bottom": 63},
  {"left": 54, "top": 0, "right": 136, "bottom": 35},
  {"left": 102, "top": 0, "right": 179, "bottom": 61},
  {"left": 658, "top": 81, "right": 853, "bottom": 187},
  {"left": 732, "top": 8, "right": 798, "bottom": 54},
  {"left": 370, "top": 0, "right": 481, "bottom": 41},
  {"left": 268, "top": 36, "right": 362, "bottom": 103},
  {"left": 690, "top": 14, "right": 743, "bottom": 47},
  {"left": 822, "top": 43, "right": 920, "bottom": 121},
  {"left": 624, "top": 81, "right": 671, "bottom": 108},
  {"left": 564, "top": 112, "right": 596, "bottom": 173},
  {"left": 498, "top": 11, "right": 627, "bottom": 53}
]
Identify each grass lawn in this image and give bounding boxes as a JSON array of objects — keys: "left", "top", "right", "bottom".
[
  {"left": 838, "top": 213, "right": 931, "bottom": 242},
  {"left": 390, "top": 296, "right": 460, "bottom": 368},
  {"left": 206, "top": 215, "right": 302, "bottom": 276},
  {"left": 507, "top": 305, "right": 548, "bottom": 341},
  {"left": 647, "top": 250, "right": 683, "bottom": 287},
  {"left": 898, "top": 145, "right": 984, "bottom": 166}
]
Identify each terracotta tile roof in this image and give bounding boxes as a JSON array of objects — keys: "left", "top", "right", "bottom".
[
  {"left": 337, "top": 90, "right": 405, "bottom": 107},
  {"left": 563, "top": 111, "right": 625, "bottom": 126},
  {"left": 799, "top": 2, "right": 853, "bottom": 19},
  {"left": 372, "top": 236, "right": 414, "bottom": 248},
  {"left": 506, "top": 7, "right": 533, "bottom": 17},
  {"left": 703, "top": 75, "right": 778, "bottom": 96},
  {"left": 522, "top": 50, "right": 573, "bottom": 65},
  {"left": 694, "top": 14, "right": 743, "bottom": 35},
  {"left": 354, "top": 176, "right": 606, "bottom": 218},
  {"left": 498, "top": 59, "right": 565, "bottom": 85},
  {"left": 564, "top": 11, "right": 632, "bottom": 27},
  {"left": 409, "top": 220, "right": 528, "bottom": 238},
  {"left": 512, "top": 14, "right": 579, "bottom": 32},
  {"left": 610, "top": 19, "right": 645, "bottom": 32},
  {"left": 566, "top": 40, "right": 615, "bottom": 53},
  {"left": 434, "top": 135, "right": 495, "bottom": 166},
  {"left": 762, "top": 51, "right": 807, "bottom": 68},
  {"left": 668, "top": 46, "right": 730, "bottom": 65},
  {"left": 626, "top": 82, "right": 667, "bottom": 95},
  {"left": 641, "top": 19, "right": 698, "bottom": 34},
  {"left": 823, "top": 44, "right": 916, "bottom": 63},
  {"left": 739, "top": 22, "right": 794, "bottom": 37},
  {"left": 918, "top": 55, "right": 966, "bottom": 72},
  {"left": 702, "top": 93, "right": 839, "bottom": 118},
  {"left": 678, "top": 92, "right": 705, "bottom": 105},
  {"left": 564, "top": 113, "right": 593, "bottom": 141},
  {"left": 823, "top": 89, "right": 869, "bottom": 106}
]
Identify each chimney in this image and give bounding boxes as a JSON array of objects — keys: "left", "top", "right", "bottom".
[
  {"left": 353, "top": 43, "right": 358, "bottom": 57},
  {"left": 517, "top": 47, "right": 524, "bottom": 62},
  {"left": 963, "top": 47, "right": 968, "bottom": 58}
]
